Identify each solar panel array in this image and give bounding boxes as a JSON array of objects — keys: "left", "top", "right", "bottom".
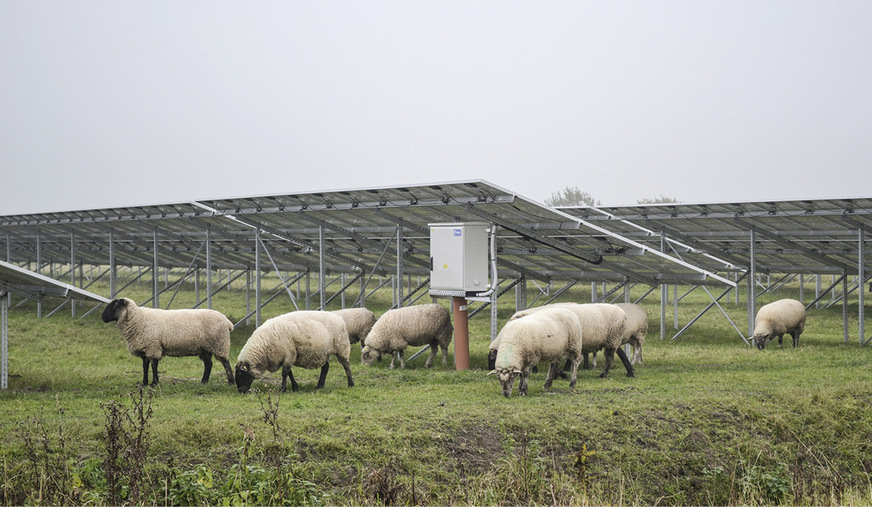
[
  {"left": 563, "top": 198, "right": 872, "bottom": 278},
  {"left": 0, "top": 180, "right": 736, "bottom": 291}
]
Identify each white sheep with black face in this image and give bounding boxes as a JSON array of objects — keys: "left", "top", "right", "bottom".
[
  {"left": 751, "top": 299, "right": 807, "bottom": 350},
  {"left": 361, "top": 303, "right": 453, "bottom": 369},
  {"left": 490, "top": 306, "right": 583, "bottom": 398},
  {"left": 101, "top": 298, "right": 235, "bottom": 386},
  {"left": 234, "top": 311, "right": 354, "bottom": 393}
]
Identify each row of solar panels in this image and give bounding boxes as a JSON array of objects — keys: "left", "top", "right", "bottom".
[{"left": 1, "top": 180, "right": 870, "bottom": 294}]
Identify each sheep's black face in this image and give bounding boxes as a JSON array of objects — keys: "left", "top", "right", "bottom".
[
  {"left": 101, "top": 299, "right": 127, "bottom": 323},
  {"left": 497, "top": 369, "right": 521, "bottom": 398},
  {"left": 235, "top": 363, "right": 256, "bottom": 393},
  {"left": 753, "top": 333, "right": 771, "bottom": 350}
]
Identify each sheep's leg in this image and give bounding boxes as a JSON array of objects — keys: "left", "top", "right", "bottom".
[
  {"left": 424, "top": 344, "right": 438, "bottom": 368},
  {"left": 599, "top": 348, "right": 616, "bottom": 378},
  {"left": 440, "top": 344, "right": 448, "bottom": 365},
  {"left": 199, "top": 352, "right": 213, "bottom": 384},
  {"left": 778, "top": 334, "right": 784, "bottom": 348},
  {"left": 336, "top": 355, "right": 355, "bottom": 387},
  {"left": 280, "top": 365, "right": 299, "bottom": 393},
  {"left": 140, "top": 357, "right": 150, "bottom": 385},
  {"left": 544, "top": 362, "right": 559, "bottom": 389},
  {"left": 631, "top": 338, "right": 643, "bottom": 365},
  {"left": 557, "top": 358, "right": 569, "bottom": 379},
  {"left": 518, "top": 370, "right": 530, "bottom": 396},
  {"left": 397, "top": 350, "right": 406, "bottom": 369},
  {"left": 389, "top": 352, "right": 397, "bottom": 369},
  {"left": 316, "top": 362, "right": 329, "bottom": 389},
  {"left": 792, "top": 332, "right": 800, "bottom": 348},
  {"left": 567, "top": 355, "right": 581, "bottom": 388},
  {"left": 616, "top": 347, "right": 635, "bottom": 377},
  {"left": 218, "top": 357, "right": 235, "bottom": 384},
  {"left": 150, "top": 359, "right": 160, "bottom": 385}
]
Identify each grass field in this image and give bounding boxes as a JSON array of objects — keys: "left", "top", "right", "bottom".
[{"left": 2, "top": 276, "right": 872, "bottom": 505}]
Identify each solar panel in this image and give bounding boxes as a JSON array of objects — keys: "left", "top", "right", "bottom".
[{"left": 0, "top": 180, "right": 733, "bottom": 288}]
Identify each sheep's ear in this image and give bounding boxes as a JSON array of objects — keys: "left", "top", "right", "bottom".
[
  {"left": 239, "top": 363, "right": 249, "bottom": 372},
  {"left": 487, "top": 370, "right": 497, "bottom": 376},
  {"left": 512, "top": 368, "right": 523, "bottom": 375}
]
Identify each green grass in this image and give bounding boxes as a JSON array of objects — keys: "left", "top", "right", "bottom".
[{"left": 2, "top": 277, "right": 872, "bottom": 505}]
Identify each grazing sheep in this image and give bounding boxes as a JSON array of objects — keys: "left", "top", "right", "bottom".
[
  {"left": 101, "top": 298, "right": 235, "bottom": 386},
  {"left": 751, "top": 299, "right": 807, "bottom": 350},
  {"left": 490, "top": 306, "right": 583, "bottom": 397},
  {"left": 234, "top": 311, "right": 354, "bottom": 393},
  {"left": 331, "top": 307, "right": 376, "bottom": 346},
  {"left": 361, "top": 303, "right": 453, "bottom": 368},
  {"left": 508, "top": 302, "right": 634, "bottom": 378},
  {"left": 615, "top": 302, "right": 648, "bottom": 365}
]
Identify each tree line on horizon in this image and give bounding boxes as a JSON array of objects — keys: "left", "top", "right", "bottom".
[{"left": 544, "top": 185, "right": 678, "bottom": 207}]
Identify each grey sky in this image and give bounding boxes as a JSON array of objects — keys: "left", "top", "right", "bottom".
[{"left": 2, "top": 1, "right": 870, "bottom": 215}]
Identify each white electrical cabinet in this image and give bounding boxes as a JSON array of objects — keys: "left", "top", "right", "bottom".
[{"left": 429, "top": 222, "right": 489, "bottom": 297}]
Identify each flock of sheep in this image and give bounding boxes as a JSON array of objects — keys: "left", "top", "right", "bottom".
[{"left": 99, "top": 294, "right": 806, "bottom": 397}]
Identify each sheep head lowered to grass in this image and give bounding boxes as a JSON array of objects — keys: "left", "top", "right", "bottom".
[
  {"left": 490, "top": 306, "right": 583, "bottom": 398},
  {"left": 751, "top": 299, "right": 807, "bottom": 350}
]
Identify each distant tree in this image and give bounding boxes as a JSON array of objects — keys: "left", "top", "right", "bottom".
[
  {"left": 544, "top": 186, "right": 600, "bottom": 207},
  {"left": 636, "top": 194, "right": 679, "bottom": 205}
]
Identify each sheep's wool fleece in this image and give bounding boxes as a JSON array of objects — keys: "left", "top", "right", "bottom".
[
  {"left": 237, "top": 311, "right": 348, "bottom": 378},
  {"left": 615, "top": 302, "right": 648, "bottom": 344},
  {"left": 115, "top": 299, "right": 232, "bottom": 360},
  {"left": 365, "top": 303, "right": 453, "bottom": 350},
  {"left": 494, "top": 307, "right": 582, "bottom": 371},
  {"left": 511, "top": 303, "right": 625, "bottom": 353},
  {"left": 754, "top": 299, "right": 806, "bottom": 336},
  {"left": 331, "top": 308, "right": 376, "bottom": 342}
]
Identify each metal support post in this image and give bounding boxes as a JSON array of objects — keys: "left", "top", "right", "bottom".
[
  {"left": 319, "top": 226, "right": 326, "bottom": 310},
  {"left": 206, "top": 224, "right": 213, "bottom": 309},
  {"left": 71, "top": 231, "right": 77, "bottom": 318},
  {"left": 246, "top": 270, "right": 251, "bottom": 326},
  {"left": 860, "top": 229, "right": 866, "bottom": 345},
  {"left": 152, "top": 229, "right": 159, "bottom": 309},
  {"left": 255, "top": 229, "right": 262, "bottom": 327},
  {"left": 747, "top": 229, "right": 757, "bottom": 337},
  {"left": 109, "top": 229, "right": 117, "bottom": 298},
  {"left": 396, "top": 225, "right": 404, "bottom": 308},
  {"left": 1, "top": 291, "right": 7, "bottom": 389},
  {"left": 453, "top": 297, "right": 469, "bottom": 370},
  {"left": 516, "top": 276, "right": 527, "bottom": 313},
  {"left": 843, "top": 274, "right": 849, "bottom": 344},
  {"left": 660, "top": 233, "right": 667, "bottom": 340}
]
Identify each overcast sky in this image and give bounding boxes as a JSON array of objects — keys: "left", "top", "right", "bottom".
[{"left": 1, "top": 1, "right": 870, "bottom": 215}]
